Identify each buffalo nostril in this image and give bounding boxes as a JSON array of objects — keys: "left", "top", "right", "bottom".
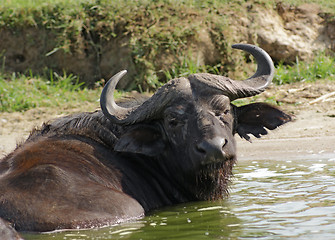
[{"left": 222, "top": 139, "right": 228, "bottom": 151}]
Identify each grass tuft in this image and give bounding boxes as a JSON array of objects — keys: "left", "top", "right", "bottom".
[
  {"left": 274, "top": 53, "right": 335, "bottom": 85},
  {"left": 0, "top": 71, "right": 115, "bottom": 112}
]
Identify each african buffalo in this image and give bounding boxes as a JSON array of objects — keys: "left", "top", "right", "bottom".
[{"left": 0, "top": 44, "right": 291, "bottom": 233}]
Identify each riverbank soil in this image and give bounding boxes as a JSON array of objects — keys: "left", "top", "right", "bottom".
[
  {"left": 1, "top": 81, "right": 335, "bottom": 161},
  {"left": 237, "top": 81, "right": 335, "bottom": 161}
]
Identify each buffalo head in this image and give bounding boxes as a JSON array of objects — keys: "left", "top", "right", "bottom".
[{"left": 100, "top": 44, "right": 291, "bottom": 201}]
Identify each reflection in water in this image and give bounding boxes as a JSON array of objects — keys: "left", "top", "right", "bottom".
[
  {"left": 128, "top": 202, "right": 241, "bottom": 239},
  {"left": 23, "top": 157, "right": 335, "bottom": 239},
  {"left": 23, "top": 201, "right": 241, "bottom": 239}
]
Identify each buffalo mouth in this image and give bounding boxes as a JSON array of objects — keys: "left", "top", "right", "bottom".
[{"left": 194, "top": 157, "right": 236, "bottom": 200}]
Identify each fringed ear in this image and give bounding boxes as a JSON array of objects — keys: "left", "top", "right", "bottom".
[
  {"left": 234, "top": 103, "right": 292, "bottom": 142},
  {"left": 114, "top": 124, "right": 166, "bottom": 157}
]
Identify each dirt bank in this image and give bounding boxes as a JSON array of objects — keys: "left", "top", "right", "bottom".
[
  {"left": 1, "top": 81, "right": 335, "bottom": 160},
  {"left": 1, "top": 1, "right": 334, "bottom": 89}
]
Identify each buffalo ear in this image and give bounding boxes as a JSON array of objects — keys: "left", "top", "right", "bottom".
[
  {"left": 114, "top": 124, "right": 165, "bottom": 157},
  {"left": 234, "top": 102, "right": 292, "bottom": 142}
]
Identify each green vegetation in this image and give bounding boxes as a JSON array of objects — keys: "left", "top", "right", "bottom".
[
  {"left": 0, "top": 0, "right": 84, "bottom": 8},
  {"left": 1, "top": 0, "right": 334, "bottom": 89},
  {"left": 2, "top": 0, "right": 335, "bottom": 12},
  {"left": 274, "top": 53, "right": 335, "bottom": 84},
  {"left": 0, "top": 71, "right": 105, "bottom": 112},
  {"left": 1, "top": 0, "right": 302, "bottom": 90}
]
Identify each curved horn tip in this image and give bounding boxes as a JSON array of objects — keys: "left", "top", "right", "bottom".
[
  {"left": 104, "top": 70, "right": 128, "bottom": 89},
  {"left": 120, "top": 69, "right": 127, "bottom": 74},
  {"left": 231, "top": 44, "right": 268, "bottom": 56},
  {"left": 231, "top": 43, "right": 258, "bottom": 49},
  {"left": 100, "top": 69, "right": 129, "bottom": 123},
  {"left": 110, "top": 69, "right": 127, "bottom": 81},
  {"left": 231, "top": 43, "right": 274, "bottom": 70},
  {"left": 230, "top": 43, "right": 274, "bottom": 90},
  {"left": 231, "top": 44, "right": 272, "bottom": 62}
]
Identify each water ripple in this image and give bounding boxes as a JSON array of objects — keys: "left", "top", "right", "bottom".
[{"left": 232, "top": 158, "right": 335, "bottom": 239}]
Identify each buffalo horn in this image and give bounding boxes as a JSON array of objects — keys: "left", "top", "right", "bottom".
[
  {"left": 232, "top": 43, "right": 274, "bottom": 90},
  {"left": 188, "top": 44, "right": 275, "bottom": 100},
  {"left": 228, "top": 44, "right": 274, "bottom": 100},
  {"left": 100, "top": 70, "right": 135, "bottom": 123},
  {"left": 100, "top": 70, "right": 174, "bottom": 124}
]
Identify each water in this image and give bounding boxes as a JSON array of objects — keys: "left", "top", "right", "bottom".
[{"left": 23, "top": 157, "right": 335, "bottom": 239}]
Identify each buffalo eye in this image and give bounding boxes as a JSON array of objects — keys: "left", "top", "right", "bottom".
[
  {"left": 168, "top": 118, "right": 179, "bottom": 128},
  {"left": 214, "top": 109, "right": 232, "bottom": 125},
  {"left": 165, "top": 113, "right": 185, "bottom": 129},
  {"left": 164, "top": 106, "right": 186, "bottom": 129},
  {"left": 214, "top": 109, "right": 230, "bottom": 117}
]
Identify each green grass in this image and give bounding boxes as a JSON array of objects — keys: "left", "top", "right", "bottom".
[
  {"left": 0, "top": 71, "right": 107, "bottom": 112},
  {"left": 2, "top": 0, "right": 334, "bottom": 10},
  {"left": 0, "top": 0, "right": 83, "bottom": 8},
  {"left": 274, "top": 53, "right": 335, "bottom": 85}
]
